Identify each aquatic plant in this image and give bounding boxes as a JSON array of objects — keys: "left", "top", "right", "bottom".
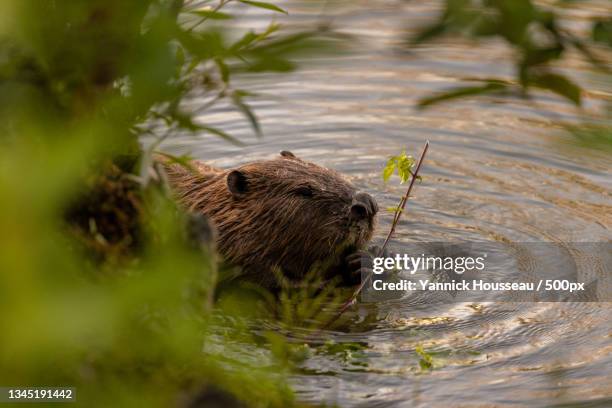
[{"left": 415, "top": 345, "right": 434, "bottom": 371}]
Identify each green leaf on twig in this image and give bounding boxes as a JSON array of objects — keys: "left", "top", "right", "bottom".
[
  {"left": 232, "top": 91, "right": 262, "bottom": 137},
  {"left": 382, "top": 150, "right": 415, "bottom": 183},
  {"left": 188, "top": 9, "right": 233, "bottom": 20},
  {"left": 386, "top": 206, "right": 403, "bottom": 213},
  {"left": 527, "top": 72, "right": 582, "bottom": 106},
  {"left": 418, "top": 81, "right": 508, "bottom": 109},
  {"left": 238, "top": 0, "right": 288, "bottom": 14},
  {"left": 199, "top": 125, "right": 245, "bottom": 146},
  {"left": 593, "top": 19, "right": 612, "bottom": 46}
]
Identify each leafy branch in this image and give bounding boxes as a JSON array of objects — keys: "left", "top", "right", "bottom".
[
  {"left": 380, "top": 141, "right": 429, "bottom": 253},
  {"left": 321, "top": 141, "right": 429, "bottom": 329},
  {"left": 383, "top": 149, "right": 416, "bottom": 183},
  {"left": 410, "top": 0, "right": 611, "bottom": 108}
]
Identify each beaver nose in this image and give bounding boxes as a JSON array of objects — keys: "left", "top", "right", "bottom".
[{"left": 350, "top": 192, "right": 378, "bottom": 220}]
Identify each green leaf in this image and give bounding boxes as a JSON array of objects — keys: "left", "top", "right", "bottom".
[
  {"left": 593, "top": 19, "right": 612, "bottom": 47},
  {"left": 232, "top": 91, "right": 262, "bottom": 137},
  {"left": 229, "top": 23, "right": 281, "bottom": 54},
  {"left": 522, "top": 46, "right": 564, "bottom": 67},
  {"left": 172, "top": 111, "right": 202, "bottom": 132},
  {"left": 238, "top": 0, "right": 288, "bottom": 14},
  {"left": 177, "top": 29, "right": 226, "bottom": 60},
  {"left": 245, "top": 57, "right": 296, "bottom": 72},
  {"left": 417, "top": 81, "right": 508, "bottom": 109},
  {"left": 255, "top": 21, "right": 282, "bottom": 41},
  {"left": 171, "top": 112, "right": 244, "bottom": 145},
  {"left": 230, "top": 31, "right": 259, "bottom": 53},
  {"left": 188, "top": 9, "right": 233, "bottom": 20},
  {"left": 321, "top": 340, "right": 366, "bottom": 355},
  {"left": 215, "top": 58, "right": 230, "bottom": 84},
  {"left": 199, "top": 125, "right": 245, "bottom": 146},
  {"left": 396, "top": 152, "right": 415, "bottom": 184},
  {"left": 527, "top": 72, "right": 582, "bottom": 106},
  {"left": 492, "top": 0, "right": 536, "bottom": 44},
  {"left": 386, "top": 206, "right": 403, "bottom": 213},
  {"left": 382, "top": 157, "right": 396, "bottom": 182},
  {"left": 415, "top": 345, "right": 433, "bottom": 370},
  {"left": 567, "top": 123, "right": 612, "bottom": 150}
]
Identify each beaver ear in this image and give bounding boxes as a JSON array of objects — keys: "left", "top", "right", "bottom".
[
  {"left": 280, "top": 150, "right": 297, "bottom": 159},
  {"left": 227, "top": 170, "right": 248, "bottom": 197}
]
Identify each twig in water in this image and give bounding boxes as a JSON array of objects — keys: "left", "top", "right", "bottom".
[{"left": 322, "top": 140, "right": 429, "bottom": 329}]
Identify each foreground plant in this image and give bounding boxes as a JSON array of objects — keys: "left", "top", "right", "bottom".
[{"left": 0, "top": 0, "right": 340, "bottom": 406}]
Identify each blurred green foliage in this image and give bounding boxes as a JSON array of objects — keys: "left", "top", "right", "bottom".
[
  {"left": 0, "top": 0, "right": 340, "bottom": 406},
  {"left": 410, "top": 0, "right": 612, "bottom": 107},
  {"left": 409, "top": 0, "right": 612, "bottom": 148},
  {"left": 411, "top": 0, "right": 611, "bottom": 107}
]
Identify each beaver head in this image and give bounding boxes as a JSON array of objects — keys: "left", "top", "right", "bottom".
[{"left": 165, "top": 151, "right": 378, "bottom": 286}]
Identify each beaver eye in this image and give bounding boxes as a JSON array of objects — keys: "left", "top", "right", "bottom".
[{"left": 293, "top": 186, "right": 314, "bottom": 198}]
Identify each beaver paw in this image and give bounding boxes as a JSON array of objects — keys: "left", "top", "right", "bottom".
[{"left": 344, "top": 245, "right": 388, "bottom": 286}]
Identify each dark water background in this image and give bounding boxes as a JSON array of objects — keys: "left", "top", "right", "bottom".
[{"left": 162, "top": 1, "right": 612, "bottom": 406}]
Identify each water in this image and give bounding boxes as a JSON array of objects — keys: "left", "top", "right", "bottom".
[{"left": 163, "top": 1, "right": 612, "bottom": 406}]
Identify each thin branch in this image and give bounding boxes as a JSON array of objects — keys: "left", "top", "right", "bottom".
[
  {"left": 380, "top": 141, "right": 429, "bottom": 254},
  {"left": 321, "top": 140, "right": 430, "bottom": 329}
]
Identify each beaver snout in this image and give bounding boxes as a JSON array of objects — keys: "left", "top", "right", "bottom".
[{"left": 350, "top": 192, "right": 378, "bottom": 221}]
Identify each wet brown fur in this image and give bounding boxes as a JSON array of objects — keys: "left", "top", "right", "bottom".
[{"left": 160, "top": 152, "right": 376, "bottom": 287}]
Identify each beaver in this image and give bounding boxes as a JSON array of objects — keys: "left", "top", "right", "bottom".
[{"left": 159, "top": 151, "right": 378, "bottom": 288}]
